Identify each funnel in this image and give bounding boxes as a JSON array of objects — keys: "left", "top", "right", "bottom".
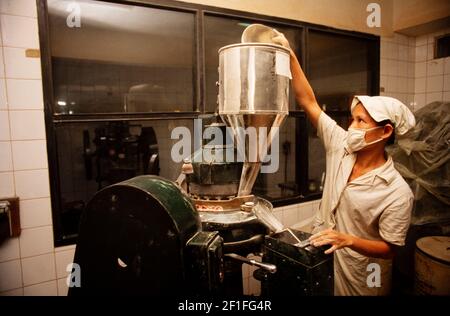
[{"left": 218, "top": 43, "right": 290, "bottom": 196}]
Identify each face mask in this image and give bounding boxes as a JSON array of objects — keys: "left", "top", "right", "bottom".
[{"left": 346, "top": 126, "right": 384, "bottom": 153}]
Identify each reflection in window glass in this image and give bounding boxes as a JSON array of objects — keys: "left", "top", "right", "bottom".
[
  {"left": 253, "top": 117, "right": 298, "bottom": 199},
  {"left": 48, "top": 0, "right": 195, "bottom": 114},
  {"left": 204, "top": 15, "right": 302, "bottom": 113},
  {"left": 309, "top": 30, "right": 372, "bottom": 111},
  {"left": 55, "top": 119, "right": 193, "bottom": 240}
]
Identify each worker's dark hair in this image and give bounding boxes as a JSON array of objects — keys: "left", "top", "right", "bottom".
[{"left": 377, "top": 119, "right": 395, "bottom": 145}]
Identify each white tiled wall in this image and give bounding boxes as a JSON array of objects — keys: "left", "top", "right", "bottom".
[
  {"left": 380, "top": 29, "right": 450, "bottom": 111},
  {"left": 242, "top": 199, "right": 321, "bottom": 296},
  {"left": 380, "top": 34, "right": 415, "bottom": 108},
  {"left": 0, "top": 0, "right": 75, "bottom": 296}
]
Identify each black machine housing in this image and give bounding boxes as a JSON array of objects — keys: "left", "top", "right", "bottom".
[
  {"left": 258, "top": 230, "right": 334, "bottom": 296},
  {"left": 69, "top": 176, "right": 224, "bottom": 295},
  {"left": 69, "top": 175, "right": 333, "bottom": 296}
]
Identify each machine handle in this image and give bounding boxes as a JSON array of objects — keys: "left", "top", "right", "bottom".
[
  {"left": 225, "top": 253, "right": 277, "bottom": 274},
  {"left": 249, "top": 259, "right": 277, "bottom": 274}
]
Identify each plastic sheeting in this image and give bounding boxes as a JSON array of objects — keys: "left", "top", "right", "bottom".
[{"left": 387, "top": 101, "right": 449, "bottom": 225}]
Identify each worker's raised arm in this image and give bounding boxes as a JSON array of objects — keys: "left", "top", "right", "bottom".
[
  {"left": 289, "top": 51, "right": 322, "bottom": 128},
  {"left": 272, "top": 32, "right": 322, "bottom": 129}
]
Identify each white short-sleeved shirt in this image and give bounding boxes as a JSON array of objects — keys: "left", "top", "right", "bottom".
[{"left": 314, "top": 111, "right": 414, "bottom": 296}]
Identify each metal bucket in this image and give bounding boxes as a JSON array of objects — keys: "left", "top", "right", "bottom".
[
  {"left": 218, "top": 43, "right": 290, "bottom": 196},
  {"left": 218, "top": 43, "right": 290, "bottom": 115}
]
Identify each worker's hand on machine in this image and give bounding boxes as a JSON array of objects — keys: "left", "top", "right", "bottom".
[
  {"left": 308, "top": 228, "right": 354, "bottom": 254},
  {"left": 271, "top": 29, "right": 291, "bottom": 51}
]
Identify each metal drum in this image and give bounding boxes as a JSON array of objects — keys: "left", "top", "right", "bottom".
[
  {"left": 414, "top": 236, "right": 450, "bottom": 295},
  {"left": 218, "top": 43, "right": 290, "bottom": 116}
]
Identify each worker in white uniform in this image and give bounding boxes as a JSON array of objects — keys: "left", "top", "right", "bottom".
[{"left": 273, "top": 32, "right": 415, "bottom": 295}]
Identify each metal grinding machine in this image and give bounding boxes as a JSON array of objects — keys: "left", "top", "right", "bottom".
[{"left": 69, "top": 31, "right": 333, "bottom": 296}]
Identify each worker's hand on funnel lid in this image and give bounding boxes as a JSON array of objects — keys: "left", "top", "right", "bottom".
[
  {"left": 309, "top": 228, "right": 354, "bottom": 254},
  {"left": 271, "top": 29, "right": 291, "bottom": 50}
]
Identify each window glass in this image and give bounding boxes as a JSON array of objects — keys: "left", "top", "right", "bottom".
[
  {"left": 48, "top": 0, "right": 196, "bottom": 114},
  {"left": 54, "top": 118, "right": 194, "bottom": 240},
  {"left": 253, "top": 116, "right": 300, "bottom": 199},
  {"left": 308, "top": 30, "right": 373, "bottom": 111}
]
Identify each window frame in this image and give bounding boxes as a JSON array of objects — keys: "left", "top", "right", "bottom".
[{"left": 37, "top": 0, "right": 379, "bottom": 246}]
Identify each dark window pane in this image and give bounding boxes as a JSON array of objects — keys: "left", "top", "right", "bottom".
[
  {"left": 436, "top": 34, "right": 450, "bottom": 59},
  {"left": 253, "top": 117, "right": 300, "bottom": 199},
  {"left": 48, "top": 0, "right": 195, "bottom": 114},
  {"left": 54, "top": 118, "right": 194, "bottom": 241},
  {"left": 204, "top": 15, "right": 302, "bottom": 113},
  {"left": 309, "top": 30, "right": 373, "bottom": 111}
]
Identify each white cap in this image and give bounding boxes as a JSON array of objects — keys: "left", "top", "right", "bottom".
[{"left": 351, "top": 96, "right": 416, "bottom": 136}]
